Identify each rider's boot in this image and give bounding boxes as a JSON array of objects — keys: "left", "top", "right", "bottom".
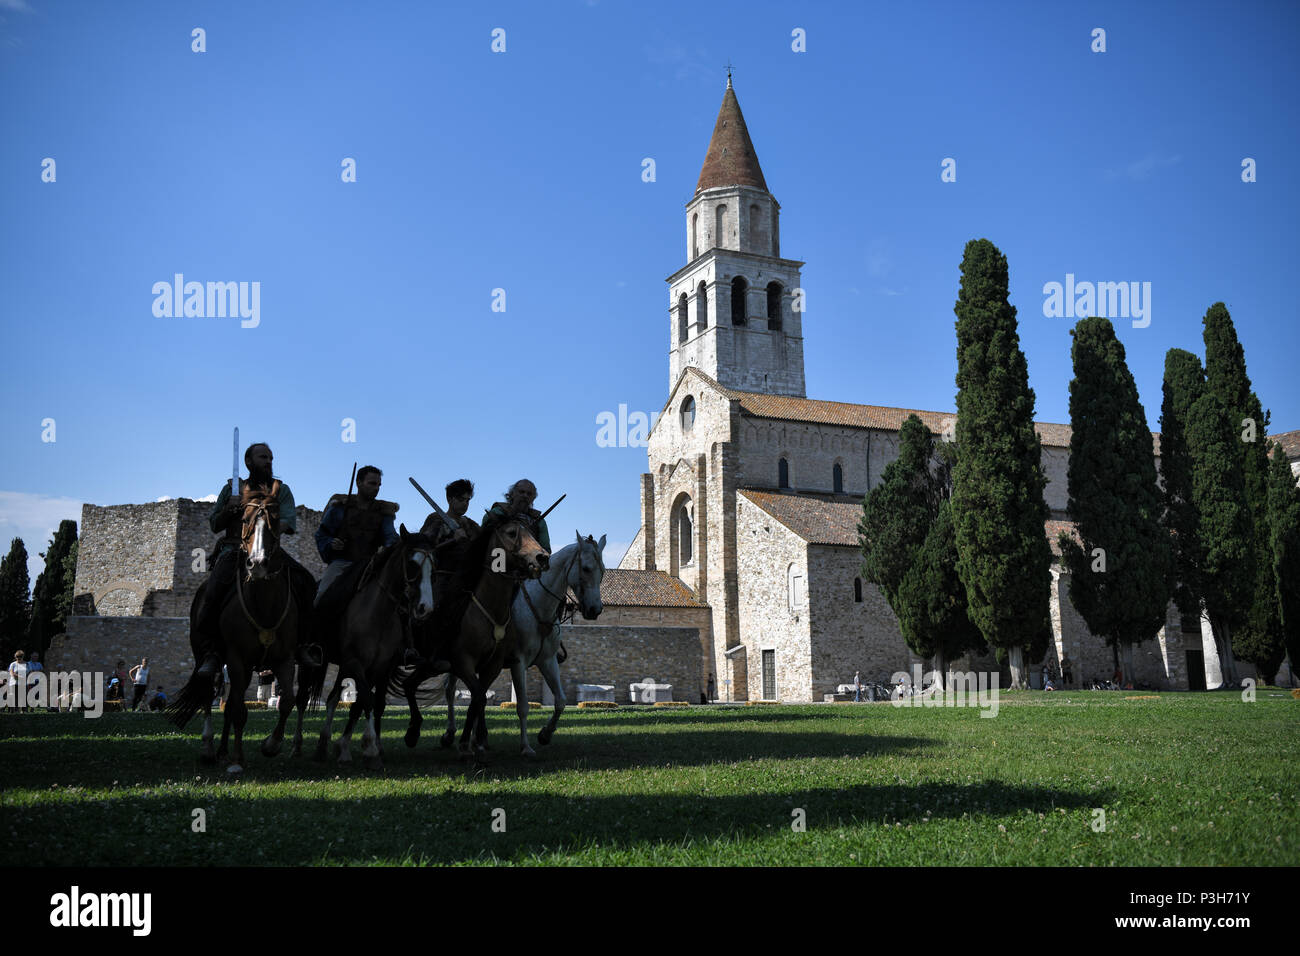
[{"left": 194, "top": 550, "right": 235, "bottom": 678}]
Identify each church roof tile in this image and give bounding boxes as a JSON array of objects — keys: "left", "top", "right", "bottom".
[
  {"left": 678, "top": 366, "right": 1160, "bottom": 454},
  {"left": 695, "top": 80, "right": 769, "bottom": 194},
  {"left": 597, "top": 568, "right": 707, "bottom": 608},
  {"left": 1270, "top": 429, "right": 1300, "bottom": 460},
  {"left": 741, "top": 488, "right": 1082, "bottom": 555}
]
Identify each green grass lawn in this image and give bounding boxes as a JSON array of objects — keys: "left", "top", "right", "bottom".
[{"left": 2, "top": 690, "right": 1296, "bottom": 866}]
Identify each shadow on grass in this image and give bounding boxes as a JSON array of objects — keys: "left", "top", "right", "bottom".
[
  {"left": 14, "top": 779, "right": 1111, "bottom": 866},
  {"left": 0, "top": 712, "right": 938, "bottom": 788}
]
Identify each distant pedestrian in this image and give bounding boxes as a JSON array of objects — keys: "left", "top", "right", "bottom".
[
  {"left": 7, "top": 651, "right": 28, "bottom": 710},
  {"left": 256, "top": 668, "right": 275, "bottom": 702},
  {"left": 129, "top": 657, "right": 151, "bottom": 711},
  {"left": 148, "top": 686, "right": 168, "bottom": 711},
  {"left": 707, "top": 674, "right": 716, "bottom": 702},
  {"left": 853, "top": 670, "right": 862, "bottom": 702},
  {"left": 1061, "top": 653, "right": 1074, "bottom": 687}
]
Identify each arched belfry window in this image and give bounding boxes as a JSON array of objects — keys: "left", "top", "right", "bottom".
[
  {"left": 731, "top": 276, "right": 748, "bottom": 326},
  {"left": 677, "top": 293, "right": 689, "bottom": 345},
  {"left": 833, "top": 462, "right": 844, "bottom": 494},
  {"left": 766, "top": 282, "right": 783, "bottom": 331},
  {"left": 778, "top": 457, "right": 790, "bottom": 489},
  {"left": 697, "top": 280, "right": 708, "bottom": 332},
  {"left": 854, "top": 577, "right": 863, "bottom": 603},
  {"left": 680, "top": 395, "right": 695, "bottom": 431},
  {"left": 715, "top": 204, "right": 727, "bottom": 247},
  {"left": 678, "top": 500, "right": 694, "bottom": 565},
  {"left": 691, "top": 213, "right": 699, "bottom": 259}
]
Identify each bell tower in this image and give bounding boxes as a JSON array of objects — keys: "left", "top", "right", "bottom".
[{"left": 667, "top": 75, "right": 806, "bottom": 397}]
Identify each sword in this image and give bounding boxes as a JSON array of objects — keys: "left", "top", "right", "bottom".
[
  {"left": 538, "top": 494, "right": 566, "bottom": 521},
  {"left": 230, "top": 427, "right": 239, "bottom": 499},
  {"left": 408, "top": 477, "right": 460, "bottom": 533}
]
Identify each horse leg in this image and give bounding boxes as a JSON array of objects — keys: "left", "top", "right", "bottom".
[
  {"left": 441, "top": 674, "right": 458, "bottom": 749},
  {"left": 474, "top": 659, "right": 504, "bottom": 751},
  {"left": 537, "top": 654, "right": 566, "bottom": 746},
  {"left": 261, "top": 659, "right": 295, "bottom": 758},
  {"left": 402, "top": 660, "right": 434, "bottom": 749},
  {"left": 510, "top": 655, "right": 535, "bottom": 757},
  {"left": 291, "top": 664, "right": 311, "bottom": 758},
  {"left": 313, "top": 669, "right": 345, "bottom": 762},
  {"left": 225, "top": 664, "right": 251, "bottom": 775},
  {"left": 360, "top": 665, "right": 384, "bottom": 769},
  {"left": 360, "top": 675, "right": 383, "bottom": 771},
  {"left": 335, "top": 659, "right": 366, "bottom": 765},
  {"left": 200, "top": 699, "right": 216, "bottom": 765},
  {"left": 374, "top": 682, "right": 387, "bottom": 759},
  {"left": 455, "top": 659, "right": 485, "bottom": 759}
]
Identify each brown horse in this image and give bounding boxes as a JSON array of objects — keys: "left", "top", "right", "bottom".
[
  {"left": 402, "top": 519, "right": 548, "bottom": 757},
  {"left": 168, "top": 481, "right": 305, "bottom": 774},
  {"left": 313, "top": 525, "right": 436, "bottom": 770}
]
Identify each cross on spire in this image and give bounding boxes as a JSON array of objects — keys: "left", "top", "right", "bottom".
[{"left": 725, "top": 60, "right": 733, "bottom": 87}]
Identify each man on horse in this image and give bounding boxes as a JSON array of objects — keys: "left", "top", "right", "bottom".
[
  {"left": 481, "top": 479, "right": 551, "bottom": 552},
  {"left": 194, "top": 443, "right": 317, "bottom": 678},
  {"left": 419, "top": 478, "right": 480, "bottom": 606},
  {"left": 313, "top": 465, "right": 419, "bottom": 664}
]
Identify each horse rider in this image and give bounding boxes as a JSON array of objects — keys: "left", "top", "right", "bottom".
[
  {"left": 419, "top": 478, "right": 481, "bottom": 607},
  {"left": 313, "top": 465, "right": 417, "bottom": 665},
  {"left": 481, "top": 478, "right": 551, "bottom": 552},
  {"left": 194, "top": 443, "right": 317, "bottom": 678}
]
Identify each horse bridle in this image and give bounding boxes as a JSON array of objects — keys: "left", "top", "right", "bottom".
[
  {"left": 378, "top": 541, "right": 435, "bottom": 617},
  {"left": 469, "top": 520, "right": 541, "bottom": 642}
]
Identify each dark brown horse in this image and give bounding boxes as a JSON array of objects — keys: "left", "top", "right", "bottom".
[
  {"left": 168, "top": 481, "right": 305, "bottom": 774},
  {"left": 313, "top": 525, "right": 436, "bottom": 770},
  {"left": 402, "top": 519, "right": 548, "bottom": 757}
]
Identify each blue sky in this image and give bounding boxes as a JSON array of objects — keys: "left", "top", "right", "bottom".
[{"left": 2, "top": 0, "right": 1297, "bottom": 589}]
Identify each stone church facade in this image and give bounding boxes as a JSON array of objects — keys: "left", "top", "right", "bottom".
[{"left": 616, "top": 79, "right": 1298, "bottom": 699}]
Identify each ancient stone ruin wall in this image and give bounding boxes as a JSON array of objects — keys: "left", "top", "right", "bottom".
[{"left": 73, "top": 502, "right": 179, "bottom": 617}]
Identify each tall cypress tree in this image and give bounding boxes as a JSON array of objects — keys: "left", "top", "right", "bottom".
[
  {"left": 1266, "top": 442, "right": 1300, "bottom": 680},
  {"left": 860, "top": 415, "right": 936, "bottom": 610},
  {"left": 1059, "top": 318, "right": 1174, "bottom": 683},
  {"left": 56, "top": 540, "right": 79, "bottom": 624},
  {"left": 896, "top": 499, "right": 987, "bottom": 683},
  {"left": 0, "top": 537, "right": 32, "bottom": 664},
  {"left": 1185, "top": 385, "right": 1253, "bottom": 687},
  {"left": 1203, "top": 303, "right": 1284, "bottom": 682},
  {"left": 26, "top": 519, "right": 78, "bottom": 657},
  {"left": 1160, "top": 349, "right": 1203, "bottom": 619},
  {"left": 950, "top": 239, "right": 1052, "bottom": 689}
]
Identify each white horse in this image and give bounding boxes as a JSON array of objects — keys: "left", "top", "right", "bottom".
[{"left": 440, "top": 532, "right": 605, "bottom": 756}]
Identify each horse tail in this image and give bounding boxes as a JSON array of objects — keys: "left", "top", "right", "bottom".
[
  {"left": 305, "top": 662, "right": 329, "bottom": 710},
  {"left": 163, "top": 669, "right": 211, "bottom": 729}
]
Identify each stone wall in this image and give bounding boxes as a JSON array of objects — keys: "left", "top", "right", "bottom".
[
  {"left": 806, "top": 545, "right": 927, "bottom": 699},
  {"left": 735, "top": 495, "right": 810, "bottom": 700},
  {"left": 52, "top": 616, "right": 193, "bottom": 696},
  {"left": 73, "top": 502, "right": 179, "bottom": 617},
  {"left": 73, "top": 497, "right": 327, "bottom": 624},
  {"left": 568, "top": 603, "right": 714, "bottom": 692},
  {"left": 510, "top": 625, "right": 702, "bottom": 704}
]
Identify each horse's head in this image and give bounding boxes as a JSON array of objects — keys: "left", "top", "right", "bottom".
[
  {"left": 488, "top": 519, "right": 550, "bottom": 579},
  {"left": 239, "top": 481, "right": 283, "bottom": 580},
  {"left": 397, "top": 524, "right": 436, "bottom": 622},
  {"left": 569, "top": 531, "right": 606, "bottom": 620}
]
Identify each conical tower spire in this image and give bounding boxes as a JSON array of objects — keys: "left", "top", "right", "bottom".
[{"left": 695, "top": 79, "right": 768, "bottom": 195}]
